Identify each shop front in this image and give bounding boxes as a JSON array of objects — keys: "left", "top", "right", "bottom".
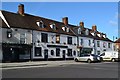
[{"left": 2, "top": 43, "right": 32, "bottom": 62}]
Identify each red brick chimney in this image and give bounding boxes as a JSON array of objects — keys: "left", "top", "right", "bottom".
[
  {"left": 62, "top": 17, "right": 68, "bottom": 25},
  {"left": 79, "top": 22, "right": 84, "bottom": 30},
  {"left": 80, "top": 22, "right": 84, "bottom": 27},
  {"left": 18, "top": 4, "right": 24, "bottom": 15},
  {"left": 92, "top": 25, "right": 97, "bottom": 31}
]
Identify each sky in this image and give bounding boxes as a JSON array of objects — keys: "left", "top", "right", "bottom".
[{"left": 1, "top": 2, "right": 119, "bottom": 41}]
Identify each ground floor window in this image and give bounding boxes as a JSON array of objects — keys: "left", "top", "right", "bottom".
[
  {"left": 80, "top": 48, "right": 93, "bottom": 56},
  {"left": 73, "top": 50, "right": 76, "bottom": 56},
  {"left": 97, "top": 51, "right": 100, "bottom": 55},
  {"left": 56, "top": 48, "right": 60, "bottom": 56},
  {"left": 67, "top": 49, "right": 72, "bottom": 56},
  {"left": 35, "top": 47, "right": 42, "bottom": 56},
  {"left": 51, "top": 50, "right": 54, "bottom": 56}
]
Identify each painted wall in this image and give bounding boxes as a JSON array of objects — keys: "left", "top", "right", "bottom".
[
  {"left": 2, "top": 28, "right": 32, "bottom": 44},
  {"left": 32, "top": 30, "right": 77, "bottom": 59}
]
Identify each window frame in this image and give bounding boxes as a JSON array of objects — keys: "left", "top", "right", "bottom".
[
  {"left": 67, "top": 37, "right": 72, "bottom": 44},
  {"left": 41, "top": 33, "right": 48, "bottom": 43}
]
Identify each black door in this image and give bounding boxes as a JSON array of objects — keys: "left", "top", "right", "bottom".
[
  {"left": 3, "top": 47, "right": 12, "bottom": 62},
  {"left": 44, "top": 49, "right": 48, "bottom": 61},
  {"left": 63, "top": 50, "right": 66, "bottom": 60},
  {"left": 12, "top": 48, "right": 19, "bottom": 62}
]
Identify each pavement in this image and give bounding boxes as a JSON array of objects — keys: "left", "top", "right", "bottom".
[{"left": 0, "top": 60, "right": 86, "bottom": 69}]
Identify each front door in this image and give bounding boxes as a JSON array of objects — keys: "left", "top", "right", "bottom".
[
  {"left": 62, "top": 50, "right": 66, "bottom": 60},
  {"left": 44, "top": 49, "right": 48, "bottom": 61}
]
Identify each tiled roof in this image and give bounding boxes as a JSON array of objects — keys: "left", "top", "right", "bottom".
[
  {"left": 1, "top": 10, "right": 113, "bottom": 42},
  {"left": 114, "top": 38, "right": 120, "bottom": 43}
]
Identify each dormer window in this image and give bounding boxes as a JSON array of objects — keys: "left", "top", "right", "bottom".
[
  {"left": 50, "top": 23, "right": 56, "bottom": 30},
  {"left": 62, "top": 26, "right": 67, "bottom": 32},
  {"left": 66, "top": 28, "right": 70, "bottom": 32},
  {"left": 78, "top": 28, "right": 81, "bottom": 34},
  {"left": 97, "top": 33, "right": 101, "bottom": 37},
  {"left": 85, "top": 29, "right": 89, "bottom": 35},
  {"left": 103, "top": 34, "right": 106, "bottom": 38},
  {"left": 36, "top": 21, "right": 44, "bottom": 28}
]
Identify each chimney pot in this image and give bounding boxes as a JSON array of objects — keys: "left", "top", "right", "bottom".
[
  {"left": 79, "top": 22, "right": 84, "bottom": 30},
  {"left": 92, "top": 25, "right": 97, "bottom": 31},
  {"left": 62, "top": 17, "right": 68, "bottom": 25},
  {"left": 79, "top": 22, "right": 84, "bottom": 27},
  {"left": 18, "top": 4, "right": 24, "bottom": 15}
]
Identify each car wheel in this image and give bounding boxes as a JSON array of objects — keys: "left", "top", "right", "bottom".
[
  {"left": 111, "top": 58, "right": 115, "bottom": 62},
  {"left": 87, "top": 59, "right": 91, "bottom": 63},
  {"left": 75, "top": 58, "right": 78, "bottom": 62}
]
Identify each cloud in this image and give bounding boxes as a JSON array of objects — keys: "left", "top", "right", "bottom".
[
  {"left": 109, "top": 20, "right": 118, "bottom": 26},
  {"left": 109, "top": 12, "right": 118, "bottom": 26}
]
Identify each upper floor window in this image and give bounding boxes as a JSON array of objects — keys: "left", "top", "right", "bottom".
[
  {"left": 50, "top": 23, "right": 56, "bottom": 30},
  {"left": 97, "top": 41, "right": 100, "bottom": 47},
  {"left": 56, "top": 35, "right": 60, "bottom": 43},
  {"left": 20, "top": 33, "right": 26, "bottom": 44},
  {"left": 36, "top": 21, "right": 44, "bottom": 28},
  {"left": 78, "top": 28, "right": 81, "bottom": 34},
  {"left": 108, "top": 43, "right": 111, "bottom": 48},
  {"left": 103, "top": 42, "right": 106, "bottom": 48},
  {"left": 85, "top": 29, "right": 89, "bottom": 35},
  {"left": 81, "top": 39, "right": 83, "bottom": 45},
  {"left": 67, "top": 37, "right": 72, "bottom": 44},
  {"left": 88, "top": 40, "right": 91, "bottom": 46},
  {"left": 41, "top": 33, "right": 48, "bottom": 43}
]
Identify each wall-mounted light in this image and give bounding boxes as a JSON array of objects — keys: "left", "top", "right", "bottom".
[{"left": 7, "top": 30, "right": 12, "bottom": 38}]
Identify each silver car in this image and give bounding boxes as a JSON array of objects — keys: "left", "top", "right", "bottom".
[{"left": 74, "top": 54, "right": 102, "bottom": 63}]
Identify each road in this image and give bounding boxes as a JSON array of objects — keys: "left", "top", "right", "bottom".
[{"left": 2, "top": 62, "right": 119, "bottom": 78}]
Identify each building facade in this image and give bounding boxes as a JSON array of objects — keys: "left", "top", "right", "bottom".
[
  {"left": 114, "top": 38, "right": 120, "bottom": 51},
  {"left": 0, "top": 4, "right": 114, "bottom": 62}
]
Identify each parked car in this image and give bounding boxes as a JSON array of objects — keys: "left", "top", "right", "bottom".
[
  {"left": 74, "top": 54, "right": 102, "bottom": 63},
  {"left": 100, "top": 51, "right": 119, "bottom": 62}
]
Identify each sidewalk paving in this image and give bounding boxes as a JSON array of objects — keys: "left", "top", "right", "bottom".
[{"left": 0, "top": 60, "right": 78, "bottom": 68}]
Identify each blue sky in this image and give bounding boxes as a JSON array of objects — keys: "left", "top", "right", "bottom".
[{"left": 2, "top": 2, "right": 118, "bottom": 41}]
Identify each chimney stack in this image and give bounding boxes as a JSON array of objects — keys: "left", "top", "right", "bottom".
[
  {"left": 92, "top": 25, "right": 97, "bottom": 31},
  {"left": 79, "top": 22, "right": 84, "bottom": 27},
  {"left": 79, "top": 22, "right": 84, "bottom": 30},
  {"left": 62, "top": 17, "right": 68, "bottom": 25},
  {"left": 18, "top": 4, "right": 24, "bottom": 15}
]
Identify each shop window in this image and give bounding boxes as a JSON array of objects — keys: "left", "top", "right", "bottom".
[{"left": 35, "top": 47, "right": 42, "bottom": 56}]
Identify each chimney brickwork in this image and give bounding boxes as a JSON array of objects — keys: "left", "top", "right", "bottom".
[{"left": 18, "top": 4, "right": 24, "bottom": 15}]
